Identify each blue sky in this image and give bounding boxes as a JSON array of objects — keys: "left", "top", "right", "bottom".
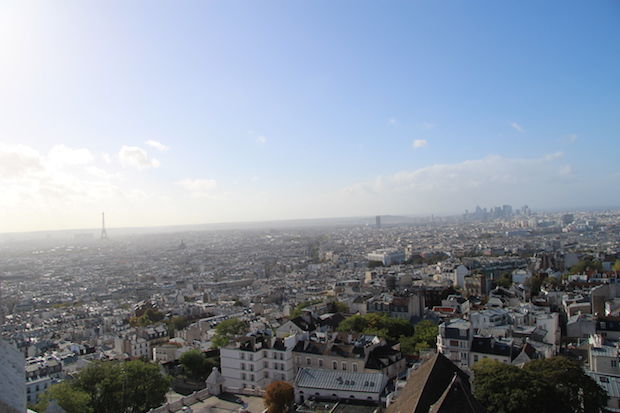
[{"left": 0, "top": 0, "right": 619, "bottom": 232}]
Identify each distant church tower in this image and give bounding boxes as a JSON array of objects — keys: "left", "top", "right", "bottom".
[{"left": 101, "top": 212, "right": 108, "bottom": 240}]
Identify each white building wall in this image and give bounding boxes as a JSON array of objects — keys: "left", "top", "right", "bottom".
[
  {"left": 220, "top": 346, "right": 296, "bottom": 390},
  {"left": 0, "top": 339, "right": 26, "bottom": 413}
]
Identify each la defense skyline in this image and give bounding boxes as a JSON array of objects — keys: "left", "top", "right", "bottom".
[{"left": 1, "top": 202, "right": 601, "bottom": 238}]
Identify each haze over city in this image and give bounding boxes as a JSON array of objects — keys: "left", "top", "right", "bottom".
[{"left": 1, "top": 0, "right": 619, "bottom": 233}]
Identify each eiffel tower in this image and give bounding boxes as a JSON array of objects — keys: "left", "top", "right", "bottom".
[{"left": 101, "top": 212, "right": 108, "bottom": 240}]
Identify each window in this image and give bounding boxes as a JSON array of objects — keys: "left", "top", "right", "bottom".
[
  {"left": 264, "top": 371, "right": 269, "bottom": 378},
  {"left": 319, "top": 359, "right": 323, "bottom": 367},
  {"left": 242, "top": 373, "right": 246, "bottom": 380},
  {"left": 333, "top": 361, "right": 338, "bottom": 370},
  {"left": 240, "top": 353, "right": 245, "bottom": 360},
  {"left": 474, "top": 355, "right": 478, "bottom": 362},
  {"left": 353, "top": 363, "right": 358, "bottom": 372},
  {"left": 250, "top": 365, "right": 254, "bottom": 371},
  {"left": 611, "top": 360, "right": 618, "bottom": 368},
  {"left": 248, "top": 354, "right": 253, "bottom": 361},
  {"left": 342, "top": 362, "right": 347, "bottom": 370},
  {"left": 241, "top": 363, "right": 246, "bottom": 370},
  {"left": 461, "top": 352, "right": 467, "bottom": 360},
  {"left": 306, "top": 358, "right": 311, "bottom": 366},
  {"left": 264, "top": 361, "right": 268, "bottom": 368},
  {"left": 250, "top": 374, "right": 254, "bottom": 381},
  {"left": 450, "top": 340, "right": 459, "bottom": 347}
]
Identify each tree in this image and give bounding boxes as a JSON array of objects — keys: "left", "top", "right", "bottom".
[
  {"left": 180, "top": 349, "right": 218, "bottom": 381},
  {"left": 570, "top": 256, "right": 603, "bottom": 274},
  {"left": 326, "top": 300, "right": 348, "bottom": 313},
  {"left": 473, "top": 359, "right": 552, "bottom": 413},
  {"left": 613, "top": 259, "right": 620, "bottom": 272},
  {"left": 398, "top": 320, "right": 437, "bottom": 355},
  {"left": 473, "top": 357, "right": 607, "bottom": 413},
  {"left": 290, "top": 299, "right": 322, "bottom": 318},
  {"left": 34, "top": 382, "right": 93, "bottom": 413},
  {"left": 525, "top": 274, "right": 546, "bottom": 296},
  {"left": 211, "top": 318, "right": 248, "bottom": 348},
  {"left": 337, "top": 313, "right": 414, "bottom": 342},
  {"left": 523, "top": 357, "right": 607, "bottom": 413},
  {"left": 494, "top": 275, "right": 512, "bottom": 289},
  {"left": 72, "top": 360, "right": 171, "bottom": 413},
  {"left": 121, "top": 360, "right": 171, "bottom": 413},
  {"left": 263, "top": 381, "right": 294, "bottom": 413}
]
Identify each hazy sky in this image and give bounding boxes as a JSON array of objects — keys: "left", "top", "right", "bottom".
[{"left": 1, "top": 1, "right": 619, "bottom": 233}]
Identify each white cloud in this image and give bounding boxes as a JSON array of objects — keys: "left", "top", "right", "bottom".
[
  {"left": 0, "top": 142, "right": 133, "bottom": 231},
  {"left": 48, "top": 145, "right": 94, "bottom": 166},
  {"left": 341, "top": 152, "right": 578, "bottom": 214},
  {"left": 177, "top": 178, "right": 217, "bottom": 197},
  {"left": 145, "top": 140, "right": 170, "bottom": 152},
  {"left": 510, "top": 122, "right": 524, "bottom": 133},
  {"left": 257, "top": 136, "right": 267, "bottom": 144},
  {"left": 0, "top": 142, "right": 43, "bottom": 178},
  {"left": 566, "top": 134, "right": 578, "bottom": 143},
  {"left": 118, "top": 146, "right": 160, "bottom": 169},
  {"left": 412, "top": 139, "right": 428, "bottom": 148},
  {"left": 388, "top": 118, "right": 397, "bottom": 126}
]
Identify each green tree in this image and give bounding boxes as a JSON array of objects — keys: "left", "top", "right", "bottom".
[
  {"left": 523, "top": 357, "right": 607, "bottom": 413},
  {"left": 122, "top": 360, "right": 171, "bottom": 413},
  {"left": 326, "top": 300, "right": 348, "bottom": 313},
  {"left": 473, "top": 359, "right": 552, "bottom": 413},
  {"left": 72, "top": 360, "right": 170, "bottom": 413},
  {"left": 494, "top": 275, "right": 512, "bottom": 289},
  {"left": 263, "top": 381, "right": 294, "bottom": 413},
  {"left": 398, "top": 320, "right": 437, "bottom": 355},
  {"left": 73, "top": 361, "right": 125, "bottom": 413},
  {"left": 613, "top": 260, "right": 620, "bottom": 272},
  {"left": 473, "top": 357, "right": 607, "bottom": 413},
  {"left": 570, "top": 256, "right": 603, "bottom": 274},
  {"left": 211, "top": 318, "right": 248, "bottom": 348},
  {"left": 34, "top": 382, "right": 93, "bottom": 413},
  {"left": 289, "top": 299, "right": 322, "bottom": 318},
  {"left": 525, "top": 274, "right": 546, "bottom": 296},
  {"left": 337, "top": 313, "right": 414, "bottom": 342},
  {"left": 179, "top": 349, "right": 218, "bottom": 381}
]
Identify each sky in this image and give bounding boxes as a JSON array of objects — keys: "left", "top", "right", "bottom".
[{"left": 0, "top": 0, "right": 619, "bottom": 233}]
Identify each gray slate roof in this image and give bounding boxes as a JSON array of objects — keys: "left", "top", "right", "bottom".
[{"left": 295, "top": 368, "right": 385, "bottom": 394}]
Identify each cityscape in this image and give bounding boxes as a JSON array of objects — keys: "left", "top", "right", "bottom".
[
  {"left": 2, "top": 206, "right": 620, "bottom": 412},
  {"left": 1, "top": 1, "right": 619, "bottom": 413}
]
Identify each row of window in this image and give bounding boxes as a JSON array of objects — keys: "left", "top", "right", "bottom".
[
  {"left": 239, "top": 350, "right": 285, "bottom": 361},
  {"left": 296, "top": 357, "right": 358, "bottom": 371}
]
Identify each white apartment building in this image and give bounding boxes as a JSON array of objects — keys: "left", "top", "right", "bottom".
[
  {"left": 437, "top": 319, "right": 473, "bottom": 369},
  {"left": 220, "top": 333, "right": 297, "bottom": 390},
  {"left": 25, "top": 356, "right": 64, "bottom": 405},
  {"left": 367, "top": 249, "right": 405, "bottom": 266},
  {"left": 114, "top": 335, "right": 151, "bottom": 359},
  {"left": 0, "top": 339, "right": 26, "bottom": 413}
]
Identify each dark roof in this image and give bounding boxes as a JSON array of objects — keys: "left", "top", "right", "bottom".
[
  {"left": 385, "top": 352, "right": 480, "bottom": 413},
  {"left": 429, "top": 374, "right": 487, "bottom": 413},
  {"left": 470, "top": 337, "right": 518, "bottom": 359},
  {"left": 291, "top": 315, "right": 319, "bottom": 332},
  {"left": 596, "top": 317, "right": 620, "bottom": 332}
]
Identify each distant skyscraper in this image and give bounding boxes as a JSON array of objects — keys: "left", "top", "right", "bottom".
[
  {"left": 101, "top": 212, "right": 108, "bottom": 240},
  {"left": 376, "top": 215, "right": 381, "bottom": 228}
]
